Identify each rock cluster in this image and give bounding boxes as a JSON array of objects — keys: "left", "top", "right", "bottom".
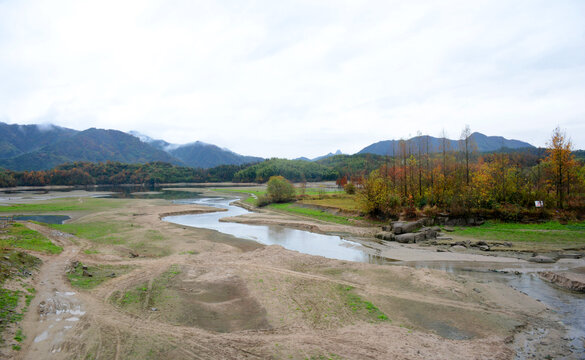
[{"left": 375, "top": 219, "right": 440, "bottom": 244}]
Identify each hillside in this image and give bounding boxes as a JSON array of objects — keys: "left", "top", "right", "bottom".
[
  {"left": 0, "top": 129, "right": 180, "bottom": 171},
  {"left": 358, "top": 132, "right": 534, "bottom": 156},
  {"left": 0, "top": 122, "right": 77, "bottom": 159}
]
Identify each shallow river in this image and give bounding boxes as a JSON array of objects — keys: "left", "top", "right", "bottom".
[
  {"left": 164, "top": 195, "right": 585, "bottom": 357},
  {"left": 165, "top": 196, "right": 384, "bottom": 263}
]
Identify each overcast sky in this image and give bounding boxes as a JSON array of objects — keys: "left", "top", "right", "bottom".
[{"left": 1, "top": 0, "right": 584, "bottom": 158}]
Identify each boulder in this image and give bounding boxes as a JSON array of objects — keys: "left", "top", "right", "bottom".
[
  {"left": 414, "top": 232, "right": 427, "bottom": 243},
  {"left": 393, "top": 220, "right": 424, "bottom": 234},
  {"left": 381, "top": 225, "right": 393, "bottom": 232},
  {"left": 451, "top": 245, "right": 467, "bottom": 251},
  {"left": 395, "top": 233, "right": 416, "bottom": 244},
  {"left": 479, "top": 245, "right": 490, "bottom": 251},
  {"left": 375, "top": 232, "right": 395, "bottom": 241}
]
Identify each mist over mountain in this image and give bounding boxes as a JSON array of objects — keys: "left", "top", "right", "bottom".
[
  {"left": 0, "top": 122, "right": 77, "bottom": 160},
  {"left": 129, "top": 131, "right": 263, "bottom": 168},
  {"left": 358, "top": 133, "right": 534, "bottom": 156}
]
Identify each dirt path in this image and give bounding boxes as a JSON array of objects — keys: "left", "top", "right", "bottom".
[{"left": 17, "top": 224, "right": 86, "bottom": 359}]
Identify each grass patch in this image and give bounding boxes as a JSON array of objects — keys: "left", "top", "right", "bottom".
[
  {"left": 0, "top": 223, "right": 62, "bottom": 254},
  {"left": 0, "top": 197, "right": 125, "bottom": 213},
  {"left": 0, "top": 289, "right": 22, "bottom": 342},
  {"left": 339, "top": 285, "right": 389, "bottom": 322},
  {"left": 13, "top": 328, "right": 24, "bottom": 342},
  {"left": 268, "top": 203, "right": 353, "bottom": 225},
  {"left": 67, "top": 261, "right": 134, "bottom": 290},
  {"left": 49, "top": 222, "right": 129, "bottom": 245},
  {"left": 0, "top": 249, "right": 39, "bottom": 345},
  {"left": 452, "top": 220, "right": 585, "bottom": 248}
]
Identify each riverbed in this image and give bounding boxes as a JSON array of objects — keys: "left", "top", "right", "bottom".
[{"left": 164, "top": 195, "right": 585, "bottom": 358}]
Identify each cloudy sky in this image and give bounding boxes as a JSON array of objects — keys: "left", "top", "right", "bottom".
[{"left": 1, "top": 0, "right": 584, "bottom": 158}]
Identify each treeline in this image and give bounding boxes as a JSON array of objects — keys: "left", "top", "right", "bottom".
[
  {"left": 355, "top": 127, "right": 585, "bottom": 219},
  {"left": 233, "top": 158, "right": 339, "bottom": 182},
  {"left": 0, "top": 161, "right": 247, "bottom": 187}
]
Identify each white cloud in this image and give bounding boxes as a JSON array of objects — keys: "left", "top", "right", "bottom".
[{"left": 0, "top": 0, "right": 584, "bottom": 158}]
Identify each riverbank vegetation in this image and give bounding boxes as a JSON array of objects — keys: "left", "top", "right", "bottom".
[{"left": 353, "top": 126, "right": 584, "bottom": 220}]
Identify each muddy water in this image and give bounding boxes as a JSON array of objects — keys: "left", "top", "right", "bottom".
[{"left": 164, "top": 197, "right": 384, "bottom": 263}]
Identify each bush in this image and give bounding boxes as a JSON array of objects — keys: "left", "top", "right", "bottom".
[
  {"left": 344, "top": 182, "right": 356, "bottom": 194},
  {"left": 266, "top": 176, "right": 296, "bottom": 203},
  {"left": 256, "top": 194, "right": 272, "bottom": 207}
]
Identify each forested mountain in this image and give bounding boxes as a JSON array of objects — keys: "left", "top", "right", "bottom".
[
  {"left": 0, "top": 128, "right": 180, "bottom": 171},
  {"left": 358, "top": 132, "right": 534, "bottom": 156},
  {"left": 0, "top": 123, "right": 262, "bottom": 171},
  {"left": 0, "top": 122, "right": 77, "bottom": 159},
  {"left": 129, "top": 131, "right": 263, "bottom": 168}
]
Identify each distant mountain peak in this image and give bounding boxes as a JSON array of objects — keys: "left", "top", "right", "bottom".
[{"left": 358, "top": 132, "right": 534, "bottom": 156}]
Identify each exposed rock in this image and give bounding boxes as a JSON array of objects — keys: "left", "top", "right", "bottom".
[
  {"left": 413, "top": 232, "right": 427, "bottom": 243},
  {"left": 381, "top": 225, "right": 393, "bottom": 232},
  {"left": 527, "top": 255, "right": 557, "bottom": 263},
  {"left": 375, "top": 232, "right": 395, "bottom": 241},
  {"left": 394, "top": 221, "right": 419, "bottom": 234},
  {"left": 395, "top": 233, "right": 416, "bottom": 244},
  {"left": 451, "top": 245, "right": 467, "bottom": 251},
  {"left": 479, "top": 245, "right": 490, "bottom": 251},
  {"left": 443, "top": 226, "right": 455, "bottom": 232},
  {"left": 431, "top": 226, "right": 441, "bottom": 232},
  {"left": 454, "top": 240, "right": 471, "bottom": 248},
  {"left": 538, "top": 271, "right": 585, "bottom": 292}
]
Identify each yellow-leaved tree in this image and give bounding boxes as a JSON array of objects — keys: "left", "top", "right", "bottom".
[{"left": 546, "top": 126, "right": 575, "bottom": 208}]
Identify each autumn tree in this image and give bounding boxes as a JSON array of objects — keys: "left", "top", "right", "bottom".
[{"left": 546, "top": 126, "right": 575, "bottom": 208}]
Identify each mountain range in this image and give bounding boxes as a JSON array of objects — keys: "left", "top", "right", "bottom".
[
  {"left": 0, "top": 123, "right": 262, "bottom": 171},
  {"left": 0, "top": 122, "right": 536, "bottom": 171},
  {"left": 357, "top": 133, "right": 534, "bottom": 156}
]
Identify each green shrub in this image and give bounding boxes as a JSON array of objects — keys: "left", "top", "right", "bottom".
[{"left": 266, "top": 176, "right": 296, "bottom": 203}]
